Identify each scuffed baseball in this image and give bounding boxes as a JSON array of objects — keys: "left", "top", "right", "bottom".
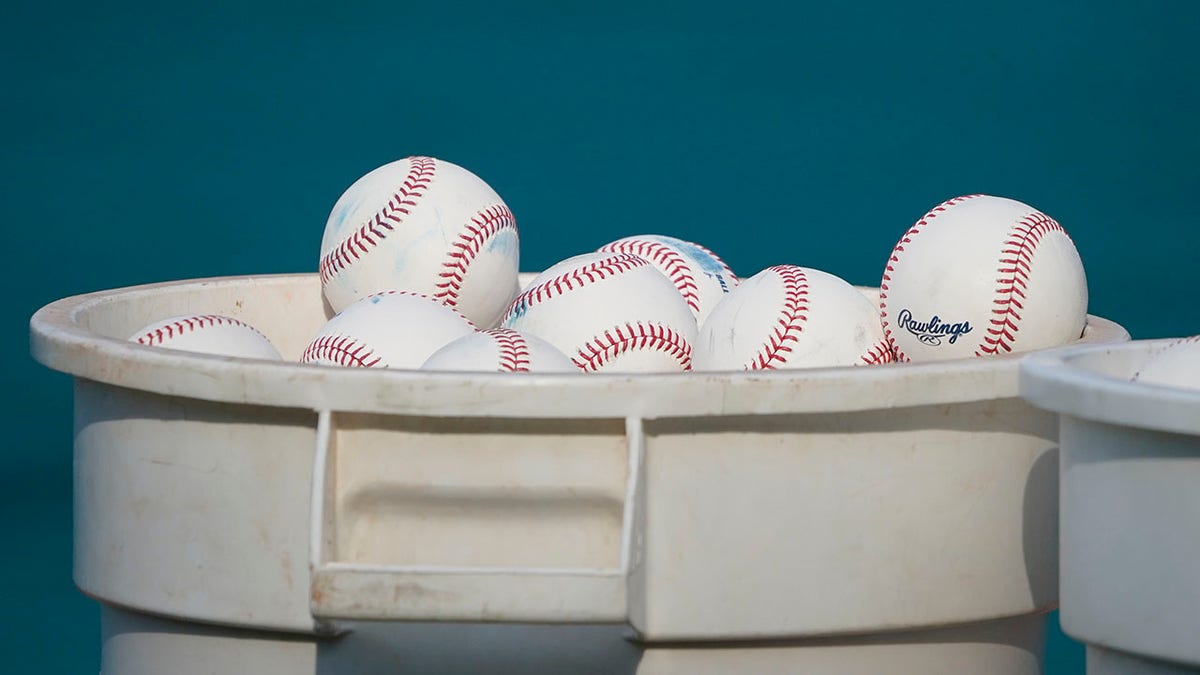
[
  {"left": 301, "top": 291, "right": 475, "bottom": 369},
  {"left": 1133, "top": 336, "right": 1200, "bottom": 390},
  {"left": 318, "top": 156, "right": 519, "bottom": 327},
  {"left": 694, "top": 265, "right": 892, "bottom": 371},
  {"left": 880, "top": 194, "right": 1088, "bottom": 362},
  {"left": 129, "top": 314, "right": 282, "bottom": 360},
  {"left": 421, "top": 328, "right": 579, "bottom": 373},
  {"left": 501, "top": 252, "right": 698, "bottom": 373},
  {"left": 597, "top": 234, "right": 739, "bottom": 325}
]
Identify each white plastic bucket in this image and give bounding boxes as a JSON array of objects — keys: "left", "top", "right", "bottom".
[
  {"left": 1021, "top": 340, "right": 1200, "bottom": 674},
  {"left": 32, "top": 273, "right": 1129, "bottom": 673}
]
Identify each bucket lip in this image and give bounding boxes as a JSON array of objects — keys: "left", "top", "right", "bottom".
[
  {"left": 1020, "top": 339, "right": 1200, "bottom": 436},
  {"left": 31, "top": 273, "right": 1130, "bottom": 418}
]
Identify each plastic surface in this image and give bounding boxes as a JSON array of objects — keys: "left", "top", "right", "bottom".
[
  {"left": 31, "top": 273, "right": 1129, "bottom": 642},
  {"left": 99, "top": 604, "right": 1044, "bottom": 675},
  {"left": 1087, "top": 646, "right": 1200, "bottom": 675},
  {"left": 635, "top": 613, "right": 1047, "bottom": 675},
  {"left": 1021, "top": 340, "right": 1200, "bottom": 670}
]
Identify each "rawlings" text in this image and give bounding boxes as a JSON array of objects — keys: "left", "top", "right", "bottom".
[{"left": 897, "top": 309, "right": 973, "bottom": 346}]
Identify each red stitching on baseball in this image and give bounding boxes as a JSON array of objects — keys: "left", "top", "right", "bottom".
[
  {"left": 879, "top": 194, "right": 983, "bottom": 363},
  {"left": 134, "top": 314, "right": 266, "bottom": 347},
  {"left": 572, "top": 322, "right": 693, "bottom": 372},
  {"left": 687, "top": 240, "right": 738, "bottom": 280},
  {"left": 598, "top": 239, "right": 701, "bottom": 312},
  {"left": 1132, "top": 336, "right": 1200, "bottom": 381},
  {"left": 975, "top": 212, "right": 1066, "bottom": 357},
  {"left": 482, "top": 328, "right": 531, "bottom": 372},
  {"left": 434, "top": 204, "right": 517, "bottom": 308},
  {"left": 746, "top": 265, "right": 809, "bottom": 370},
  {"left": 300, "top": 334, "right": 383, "bottom": 368},
  {"left": 368, "top": 289, "right": 432, "bottom": 300},
  {"left": 859, "top": 338, "right": 895, "bottom": 366},
  {"left": 365, "top": 289, "right": 476, "bottom": 328},
  {"left": 501, "top": 253, "right": 650, "bottom": 324},
  {"left": 318, "top": 157, "right": 437, "bottom": 285}
]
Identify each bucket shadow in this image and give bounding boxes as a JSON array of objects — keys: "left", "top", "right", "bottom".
[
  {"left": 315, "top": 621, "right": 641, "bottom": 675},
  {"left": 1023, "top": 445, "right": 1060, "bottom": 608}
]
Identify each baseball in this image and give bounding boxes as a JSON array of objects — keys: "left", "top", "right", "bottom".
[
  {"left": 421, "top": 328, "right": 580, "bottom": 373},
  {"left": 129, "top": 314, "right": 283, "bottom": 360},
  {"left": 1133, "top": 336, "right": 1200, "bottom": 390},
  {"left": 879, "top": 194, "right": 1088, "bottom": 362},
  {"left": 597, "top": 234, "right": 739, "bottom": 325},
  {"left": 694, "top": 265, "right": 892, "bottom": 371},
  {"left": 501, "top": 252, "right": 697, "bottom": 373},
  {"left": 301, "top": 291, "right": 475, "bottom": 369},
  {"left": 318, "top": 156, "right": 520, "bottom": 327}
]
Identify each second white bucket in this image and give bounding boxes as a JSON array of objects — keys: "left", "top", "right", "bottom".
[{"left": 1022, "top": 339, "right": 1200, "bottom": 674}]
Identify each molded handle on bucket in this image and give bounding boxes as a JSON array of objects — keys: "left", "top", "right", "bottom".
[{"left": 307, "top": 411, "right": 644, "bottom": 622}]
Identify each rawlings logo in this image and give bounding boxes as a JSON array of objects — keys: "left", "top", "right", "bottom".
[{"left": 897, "top": 309, "right": 973, "bottom": 346}]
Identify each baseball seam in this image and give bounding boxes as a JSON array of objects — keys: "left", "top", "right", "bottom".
[
  {"left": 879, "top": 194, "right": 984, "bottom": 363},
  {"left": 318, "top": 156, "right": 437, "bottom": 285},
  {"left": 687, "top": 240, "right": 738, "bottom": 280},
  {"left": 598, "top": 239, "right": 701, "bottom": 312},
  {"left": 134, "top": 314, "right": 267, "bottom": 347},
  {"left": 367, "top": 289, "right": 476, "bottom": 327},
  {"left": 860, "top": 338, "right": 895, "bottom": 366},
  {"left": 435, "top": 204, "right": 517, "bottom": 308},
  {"left": 975, "top": 212, "right": 1066, "bottom": 356},
  {"left": 1132, "top": 335, "right": 1200, "bottom": 381},
  {"left": 572, "top": 322, "right": 693, "bottom": 372},
  {"left": 301, "top": 335, "right": 383, "bottom": 368},
  {"left": 747, "top": 265, "right": 809, "bottom": 370},
  {"left": 483, "top": 328, "right": 531, "bottom": 372},
  {"left": 501, "top": 253, "right": 650, "bottom": 324}
]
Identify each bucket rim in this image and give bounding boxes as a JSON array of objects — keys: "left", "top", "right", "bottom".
[
  {"left": 1020, "top": 339, "right": 1200, "bottom": 436},
  {"left": 32, "top": 272, "right": 1130, "bottom": 418}
]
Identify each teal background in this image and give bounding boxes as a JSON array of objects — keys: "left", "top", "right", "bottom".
[{"left": 6, "top": 1, "right": 1199, "bottom": 672}]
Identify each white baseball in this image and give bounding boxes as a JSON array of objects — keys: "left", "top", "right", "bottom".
[
  {"left": 301, "top": 291, "right": 475, "bottom": 369},
  {"left": 880, "top": 194, "right": 1088, "bottom": 362},
  {"left": 420, "top": 328, "right": 580, "bottom": 373},
  {"left": 694, "top": 265, "right": 892, "bottom": 371},
  {"left": 129, "top": 315, "right": 282, "bottom": 360},
  {"left": 500, "top": 252, "right": 697, "bottom": 373},
  {"left": 597, "top": 234, "right": 739, "bottom": 325},
  {"left": 1133, "top": 336, "right": 1200, "bottom": 390},
  {"left": 318, "top": 156, "right": 520, "bottom": 327}
]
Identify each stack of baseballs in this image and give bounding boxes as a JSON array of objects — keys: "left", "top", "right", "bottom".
[{"left": 128, "top": 157, "right": 1092, "bottom": 373}]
